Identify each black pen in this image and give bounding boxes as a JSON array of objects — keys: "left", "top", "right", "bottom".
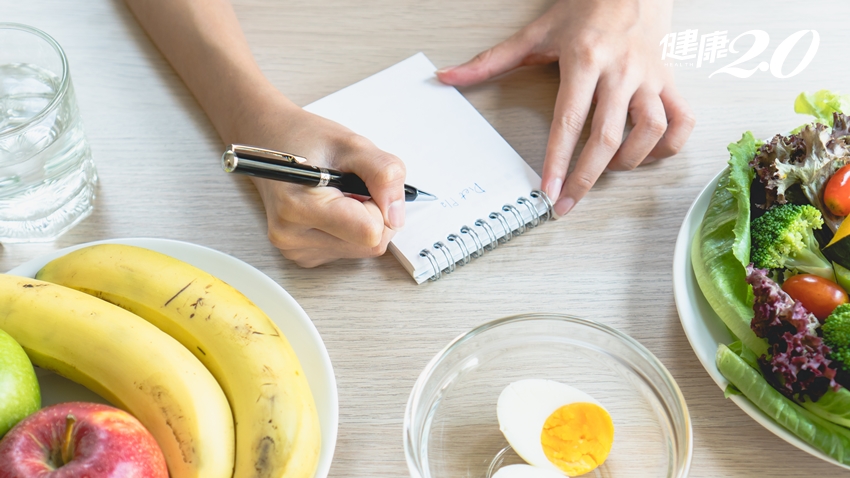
[{"left": 221, "top": 144, "right": 437, "bottom": 202}]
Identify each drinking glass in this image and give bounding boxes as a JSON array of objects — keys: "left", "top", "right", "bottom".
[{"left": 0, "top": 23, "right": 96, "bottom": 242}]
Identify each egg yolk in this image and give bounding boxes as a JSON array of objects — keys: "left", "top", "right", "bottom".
[{"left": 540, "top": 402, "right": 614, "bottom": 476}]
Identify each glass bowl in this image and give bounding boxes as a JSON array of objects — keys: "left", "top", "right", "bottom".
[{"left": 404, "top": 314, "right": 692, "bottom": 477}]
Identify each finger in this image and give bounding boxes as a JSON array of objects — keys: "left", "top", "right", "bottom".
[
  {"left": 333, "top": 138, "right": 407, "bottom": 230},
  {"left": 273, "top": 226, "right": 396, "bottom": 268},
  {"left": 540, "top": 66, "right": 598, "bottom": 208},
  {"left": 607, "top": 88, "right": 667, "bottom": 171},
  {"left": 556, "top": 80, "right": 631, "bottom": 216},
  {"left": 270, "top": 212, "right": 395, "bottom": 255},
  {"left": 647, "top": 87, "right": 696, "bottom": 161},
  {"left": 273, "top": 184, "right": 387, "bottom": 248},
  {"left": 436, "top": 28, "right": 541, "bottom": 87}
]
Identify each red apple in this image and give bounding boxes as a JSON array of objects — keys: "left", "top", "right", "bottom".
[{"left": 0, "top": 402, "right": 167, "bottom": 478}]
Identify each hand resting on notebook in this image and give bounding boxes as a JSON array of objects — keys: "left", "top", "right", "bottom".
[{"left": 437, "top": 0, "right": 695, "bottom": 217}]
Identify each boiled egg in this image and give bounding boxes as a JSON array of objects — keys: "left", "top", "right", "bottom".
[{"left": 497, "top": 379, "right": 614, "bottom": 476}]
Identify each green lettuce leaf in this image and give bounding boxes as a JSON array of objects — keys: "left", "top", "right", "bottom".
[
  {"left": 727, "top": 134, "right": 758, "bottom": 267},
  {"left": 794, "top": 89, "right": 850, "bottom": 128},
  {"left": 802, "top": 388, "right": 850, "bottom": 428},
  {"left": 727, "top": 340, "right": 759, "bottom": 369},
  {"left": 692, "top": 132, "right": 767, "bottom": 356},
  {"left": 717, "top": 343, "right": 850, "bottom": 464}
]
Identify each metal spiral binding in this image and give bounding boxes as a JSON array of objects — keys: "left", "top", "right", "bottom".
[
  {"left": 502, "top": 204, "right": 526, "bottom": 235},
  {"left": 460, "top": 226, "right": 485, "bottom": 259},
  {"left": 420, "top": 189, "right": 555, "bottom": 281},
  {"left": 433, "top": 241, "right": 455, "bottom": 274},
  {"left": 419, "top": 249, "right": 441, "bottom": 281},
  {"left": 447, "top": 234, "right": 471, "bottom": 266},
  {"left": 530, "top": 189, "right": 554, "bottom": 222},
  {"left": 476, "top": 219, "right": 499, "bottom": 250},
  {"left": 517, "top": 196, "right": 540, "bottom": 227},
  {"left": 489, "top": 211, "right": 512, "bottom": 244}
]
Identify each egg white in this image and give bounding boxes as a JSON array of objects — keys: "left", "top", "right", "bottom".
[
  {"left": 496, "top": 379, "right": 604, "bottom": 475},
  {"left": 492, "top": 464, "right": 568, "bottom": 478}
]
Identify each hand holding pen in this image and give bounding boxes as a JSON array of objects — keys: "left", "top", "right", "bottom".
[
  {"left": 220, "top": 107, "right": 413, "bottom": 267},
  {"left": 223, "top": 145, "right": 436, "bottom": 202},
  {"left": 126, "top": 0, "right": 425, "bottom": 267}
]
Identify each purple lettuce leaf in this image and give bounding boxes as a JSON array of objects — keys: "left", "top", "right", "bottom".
[
  {"left": 750, "top": 113, "right": 850, "bottom": 232},
  {"left": 746, "top": 265, "right": 838, "bottom": 402}
]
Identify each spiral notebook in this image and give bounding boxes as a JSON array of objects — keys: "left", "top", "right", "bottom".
[{"left": 304, "top": 53, "right": 553, "bottom": 283}]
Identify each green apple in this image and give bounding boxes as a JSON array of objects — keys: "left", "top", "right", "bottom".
[{"left": 0, "top": 328, "right": 40, "bottom": 437}]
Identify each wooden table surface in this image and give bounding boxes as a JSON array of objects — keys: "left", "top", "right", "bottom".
[{"left": 5, "top": 0, "right": 850, "bottom": 476}]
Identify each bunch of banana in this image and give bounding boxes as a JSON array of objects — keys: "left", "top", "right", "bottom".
[
  {"left": 37, "top": 244, "right": 321, "bottom": 478},
  {"left": 0, "top": 274, "right": 235, "bottom": 477}
]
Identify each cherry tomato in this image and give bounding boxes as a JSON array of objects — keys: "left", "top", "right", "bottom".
[
  {"left": 782, "top": 274, "right": 849, "bottom": 320},
  {"left": 824, "top": 164, "right": 850, "bottom": 216}
]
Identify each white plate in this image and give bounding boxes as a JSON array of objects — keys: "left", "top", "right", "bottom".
[
  {"left": 672, "top": 168, "right": 849, "bottom": 469},
  {"left": 7, "top": 238, "right": 338, "bottom": 478},
  {"left": 673, "top": 169, "right": 850, "bottom": 469}
]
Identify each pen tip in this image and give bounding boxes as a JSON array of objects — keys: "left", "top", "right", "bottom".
[{"left": 417, "top": 189, "right": 438, "bottom": 201}]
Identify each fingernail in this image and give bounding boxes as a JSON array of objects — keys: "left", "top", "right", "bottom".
[
  {"left": 435, "top": 66, "right": 455, "bottom": 75},
  {"left": 554, "top": 197, "right": 575, "bottom": 217},
  {"left": 388, "top": 200, "right": 405, "bottom": 229},
  {"left": 545, "top": 178, "right": 563, "bottom": 202},
  {"left": 644, "top": 155, "right": 658, "bottom": 164}
]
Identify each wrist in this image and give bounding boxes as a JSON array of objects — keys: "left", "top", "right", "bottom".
[{"left": 217, "top": 79, "right": 299, "bottom": 146}]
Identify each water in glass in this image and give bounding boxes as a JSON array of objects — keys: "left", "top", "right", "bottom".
[{"left": 0, "top": 62, "right": 96, "bottom": 242}]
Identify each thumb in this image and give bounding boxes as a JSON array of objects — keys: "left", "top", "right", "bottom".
[{"left": 436, "top": 30, "right": 536, "bottom": 87}]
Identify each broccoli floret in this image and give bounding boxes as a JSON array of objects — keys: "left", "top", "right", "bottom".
[
  {"left": 751, "top": 203, "right": 836, "bottom": 281},
  {"left": 824, "top": 303, "right": 850, "bottom": 364}
]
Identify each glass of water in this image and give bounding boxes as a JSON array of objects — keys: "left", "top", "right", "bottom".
[{"left": 0, "top": 23, "right": 96, "bottom": 242}]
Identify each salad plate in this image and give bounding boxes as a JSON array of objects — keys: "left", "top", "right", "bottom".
[
  {"left": 7, "top": 238, "right": 339, "bottom": 478},
  {"left": 673, "top": 169, "right": 850, "bottom": 469}
]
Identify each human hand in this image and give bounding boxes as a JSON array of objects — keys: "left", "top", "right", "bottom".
[
  {"left": 437, "top": 0, "right": 695, "bottom": 217},
  {"left": 125, "top": 0, "right": 408, "bottom": 267},
  {"left": 234, "top": 96, "right": 407, "bottom": 267}
]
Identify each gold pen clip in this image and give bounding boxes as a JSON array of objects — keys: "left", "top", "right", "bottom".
[{"left": 229, "top": 144, "right": 307, "bottom": 164}]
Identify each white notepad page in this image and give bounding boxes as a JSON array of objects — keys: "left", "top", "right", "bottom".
[{"left": 304, "top": 53, "right": 547, "bottom": 283}]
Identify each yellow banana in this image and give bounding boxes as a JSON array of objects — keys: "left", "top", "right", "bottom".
[
  {"left": 37, "top": 244, "right": 322, "bottom": 478},
  {"left": 0, "top": 274, "right": 235, "bottom": 478}
]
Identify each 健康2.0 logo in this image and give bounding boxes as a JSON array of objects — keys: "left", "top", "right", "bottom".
[{"left": 660, "top": 29, "right": 819, "bottom": 79}]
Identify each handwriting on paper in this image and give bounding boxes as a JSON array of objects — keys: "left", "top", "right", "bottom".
[{"left": 440, "top": 183, "right": 486, "bottom": 209}]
